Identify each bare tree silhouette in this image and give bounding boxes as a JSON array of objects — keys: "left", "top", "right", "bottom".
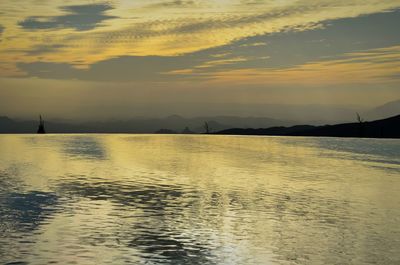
[
  {"left": 356, "top": 113, "right": 364, "bottom": 123},
  {"left": 203, "top": 122, "right": 211, "bottom": 134},
  {"left": 356, "top": 112, "right": 365, "bottom": 137},
  {"left": 37, "top": 115, "right": 46, "bottom": 134}
]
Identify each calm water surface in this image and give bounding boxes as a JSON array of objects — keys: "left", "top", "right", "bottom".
[{"left": 0, "top": 135, "right": 399, "bottom": 265}]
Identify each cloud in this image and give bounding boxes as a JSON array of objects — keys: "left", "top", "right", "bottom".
[
  {"left": 15, "top": 9, "right": 400, "bottom": 84},
  {"left": 165, "top": 3, "right": 324, "bottom": 35},
  {"left": 25, "top": 44, "right": 66, "bottom": 56},
  {"left": 145, "top": 0, "right": 199, "bottom": 9},
  {"left": 194, "top": 45, "right": 400, "bottom": 86},
  {"left": 2, "top": 1, "right": 400, "bottom": 79},
  {"left": 170, "top": 10, "right": 400, "bottom": 73},
  {"left": 17, "top": 44, "right": 400, "bottom": 86},
  {"left": 17, "top": 55, "right": 206, "bottom": 81},
  {"left": 239, "top": 0, "right": 266, "bottom": 6},
  {"left": 19, "top": 4, "right": 116, "bottom": 31},
  {"left": 0, "top": 24, "right": 4, "bottom": 41}
]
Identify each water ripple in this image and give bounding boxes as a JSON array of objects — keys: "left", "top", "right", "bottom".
[{"left": 0, "top": 135, "right": 399, "bottom": 264}]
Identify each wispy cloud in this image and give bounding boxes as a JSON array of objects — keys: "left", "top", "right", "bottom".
[
  {"left": 193, "top": 57, "right": 248, "bottom": 69},
  {"left": 144, "top": 0, "right": 200, "bottom": 9},
  {"left": 25, "top": 44, "right": 66, "bottom": 56},
  {"left": 197, "top": 45, "right": 400, "bottom": 85}
]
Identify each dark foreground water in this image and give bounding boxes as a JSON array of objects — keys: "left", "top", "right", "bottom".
[{"left": 0, "top": 135, "right": 399, "bottom": 265}]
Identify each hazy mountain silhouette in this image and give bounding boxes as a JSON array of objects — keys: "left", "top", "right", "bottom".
[
  {"left": 217, "top": 114, "right": 400, "bottom": 138},
  {"left": 2, "top": 114, "right": 399, "bottom": 138},
  {"left": 155, "top": 129, "right": 178, "bottom": 134},
  {"left": 365, "top": 99, "right": 400, "bottom": 120},
  {"left": 0, "top": 115, "right": 292, "bottom": 134},
  {"left": 1, "top": 98, "right": 399, "bottom": 136},
  {"left": 217, "top": 125, "right": 316, "bottom": 136},
  {"left": 181, "top": 127, "right": 194, "bottom": 134}
]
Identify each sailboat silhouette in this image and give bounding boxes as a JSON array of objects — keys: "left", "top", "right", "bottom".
[{"left": 37, "top": 115, "right": 46, "bottom": 134}]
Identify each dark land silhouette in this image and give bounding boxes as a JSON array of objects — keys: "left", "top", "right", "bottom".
[
  {"left": 0, "top": 115, "right": 293, "bottom": 134},
  {"left": 216, "top": 114, "right": 400, "bottom": 139},
  {"left": 0, "top": 113, "right": 399, "bottom": 138}
]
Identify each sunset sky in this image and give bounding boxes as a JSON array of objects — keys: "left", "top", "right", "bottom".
[{"left": 0, "top": 0, "right": 400, "bottom": 119}]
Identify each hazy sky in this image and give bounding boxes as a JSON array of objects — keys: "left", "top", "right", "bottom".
[{"left": 0, "top": 0, "right": 399, "bottom": 119}]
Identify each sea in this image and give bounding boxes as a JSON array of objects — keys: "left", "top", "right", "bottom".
[{"left": 0, "top": 134, "right": 399, "bottom": 264}]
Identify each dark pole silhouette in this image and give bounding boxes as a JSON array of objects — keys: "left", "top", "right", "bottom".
[{"left": 37, "top": 115, "right": 46, "bottom": 134}]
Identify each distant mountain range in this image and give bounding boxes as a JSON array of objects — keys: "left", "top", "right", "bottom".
[
  {"left": 0, "top": 115, "right": 292, "bottom": 134},
  {"left": 1, "top": 99, "right": 399, "bottom": 135},
  {"left": 365, "top": 99, "right": 400, "bottom": 120},
  {"left": 217, "top": 114, "right": 400, "bottom": 139}
]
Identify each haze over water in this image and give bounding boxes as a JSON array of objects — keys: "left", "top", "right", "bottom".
[{"left": 0, "top": 135, "right": 399, "bottom": 264}]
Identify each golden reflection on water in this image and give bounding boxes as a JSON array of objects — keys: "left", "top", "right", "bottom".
[{"left": 0, "top": 135, "right": 399, "bottom": 264}]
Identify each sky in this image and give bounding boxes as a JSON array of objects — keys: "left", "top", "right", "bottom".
[{"left": 0, "top": 0, "right": 400, "bottom": 120}]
